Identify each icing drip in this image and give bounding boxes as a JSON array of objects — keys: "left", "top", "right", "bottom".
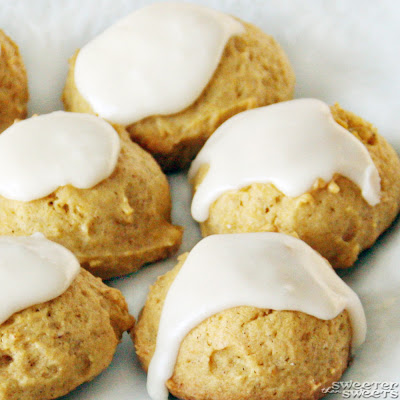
[
  {"left": 189, "top": 98, "right": 380, "bottom": 222},
  {"left": 0, "top": 111, "right": 120, "bottom": 201},
  {"left": 147, "top": 232, "right": 366, "bottom": 400},
  {"left": 75, "top": 2, "right": 244, "bottom": 125},
  {"left": 0, "top": 233, "right": 80, "bottom": 325}
]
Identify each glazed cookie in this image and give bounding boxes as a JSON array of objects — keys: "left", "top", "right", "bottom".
[
  {"left": 134, "top": 233, "right": 366, "bottom": 400},
  {"left": 0, "top": 234, "right": 134, "bottom": 400},
  {"left": 0, "top": 112, "right": 182, "bottom": 279},
  {"left": 63, "top": 2, "right": 295, "bottom": 171},
  {"left": 0, "top": 29, "right": 28, "bottom": 132},
  {"left": 190, "top": 99, "right": 400, "bottom": 269}
]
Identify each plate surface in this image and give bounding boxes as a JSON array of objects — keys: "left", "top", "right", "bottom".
[{"left": 1, "top": 1, "right": 399, "bottom": 399}]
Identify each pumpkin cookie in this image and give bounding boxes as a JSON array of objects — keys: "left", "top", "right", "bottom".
[
  {"left": 134, "top": 233, "right": 365, "bottom": 400},
  {"left": 0, "top": 112, "right": 182, "bottom": 279},
  {"left": 63, "top": 3, "right": 295, "bottom": 171},
  {"left": 0, "top": 29, "right": 28, "bottom": 132},
  {"left": 190, "top": 100, "right": 400, "bottom": 268},
  {"left": 0, "top": 234, "right": 134, "bottom": 400}
]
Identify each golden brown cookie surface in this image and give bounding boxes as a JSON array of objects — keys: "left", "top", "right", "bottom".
[
  {"left": 0, "top": 268, "right": 134, "bottom": 400},
  {"left": 0, "top": 125, "right": 182, "bottom": 279},
  {"left": 134, "top": 256, "right": 352, "bottom": 400},
  {"left": 0, "top": 29, "right": 28, "bottom": 133},
  {"left": 63, "top": 21, "right": 295, "bottom": 171},
  {"left": 193, "top": 104, "right": 400, "bottom": 268}
]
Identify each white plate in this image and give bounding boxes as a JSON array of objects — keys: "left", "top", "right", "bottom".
[{"left": 1, "top": 1, "right": 399, "bottom": 399}]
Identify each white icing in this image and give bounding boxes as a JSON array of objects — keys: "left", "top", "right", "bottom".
[
  {"left": 0, "top": 233, "right": 80, "bottom": 325},
  {"left": 0, "top": 111, "right": 120, "bottom": 201},
  {"left": 146, "top": 232, "right": 367, "bottom": 400},
  {"left": 74, "top": 2, "right": 244, "bottom": 125},
  {"left": 189, "top": 98, "right": 381, "bottom": 222}
]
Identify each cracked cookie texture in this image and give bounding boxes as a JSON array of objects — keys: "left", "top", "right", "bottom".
[
  {"left": 63, "top": 21, "right": 295, "bottom": 171},
  {"left": 0, "top": 125, "right": 182, "bottom": 279},
  {"left": 192, "top": 104, "right": 400, "bottom": 268},
  {"left": 0, "top": 268, "right": 134, "bottom": 400},
  {"left": 133, "top": 255, "right": 352, "bottom": 400}
]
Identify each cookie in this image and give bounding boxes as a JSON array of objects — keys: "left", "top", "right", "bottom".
[
  {"left": 134, "top": 233, "right": 365, "bottom": 400},
  {"left": 0, "top": 29, "right": 28, "bottom": 133},
  {"left": 190, "top": 102, "right": 400, "bottom": 268},
  {"left": 134, "top": 258, "right": 352, "bottom": 400},
  {"left": 0, "top": 268, "right": 134, "bottom": 399},
  {"left": 63, "top": 3, "right": 295, "bottom": 171},
  {"left": 0, "top": 116, "right": 182, "bottom": 279}
]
